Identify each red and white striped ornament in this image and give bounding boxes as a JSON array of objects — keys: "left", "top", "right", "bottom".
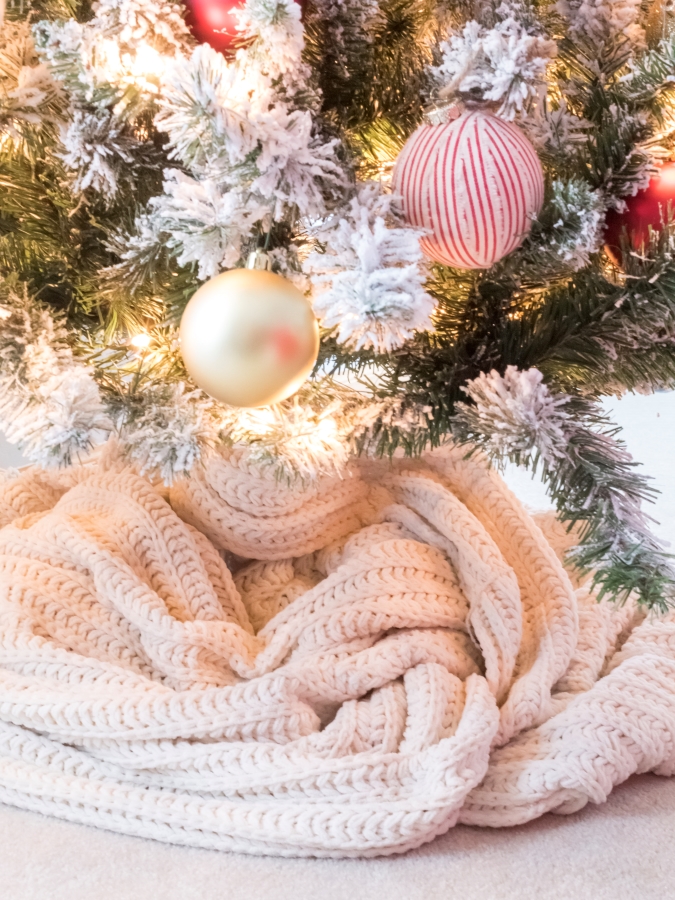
[{"left": 393, "top": 110, "right": 545, "bottom": 270}]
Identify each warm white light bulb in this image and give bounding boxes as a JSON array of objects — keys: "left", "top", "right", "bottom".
[
  {"left": 129, "top": 44, "right": 165, "bottom": 80},
  {"left": 130, "top": 333, "right": 152, "bottom": 350}
]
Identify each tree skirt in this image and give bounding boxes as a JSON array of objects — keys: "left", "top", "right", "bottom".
[{"left": 0, "top": 446, "right": 673, "bottom": 858}]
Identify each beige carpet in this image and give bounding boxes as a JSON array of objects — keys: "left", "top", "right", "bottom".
[{"left": 0, "top": 774, "right": 672, "bottom": 899}]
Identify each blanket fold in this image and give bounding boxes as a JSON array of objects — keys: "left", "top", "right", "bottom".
[{"left": 0, "top": 447, "right": 671, "bottom": 857}]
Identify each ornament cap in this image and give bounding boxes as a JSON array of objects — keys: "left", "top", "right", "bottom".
[
  {"left": 246, "top": 250, "right": 272, "bottom": 271},
  {"left": 424, "top": 100, "right": 463, "bottom": 126}
]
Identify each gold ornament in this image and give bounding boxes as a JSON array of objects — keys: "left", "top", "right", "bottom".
[{"left": 179, "top": 265, "right": 319, "bottom": 408}]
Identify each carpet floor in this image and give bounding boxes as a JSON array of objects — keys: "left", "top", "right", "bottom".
[{"left": 0, "top": 774, "right": 672, "bottom": 900}]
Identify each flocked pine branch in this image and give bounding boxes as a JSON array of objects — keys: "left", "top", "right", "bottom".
[
  {"left": 431, "top": 3, "right": 557, "bottom": 121},
  {"left": 0, "top": 276, "right": 111, "bottom": 466},
  {"left": 454, "top": 366, "right": 675, "bottom": 611},
  {"left": 0, "top": 20, "right": 64, "bottom": 160},
  {"left": 306, "top": 182, "right": 436, "bottom": 351},
  {"left": 558, "top": 0, "right": 645, "bottom": 51}
]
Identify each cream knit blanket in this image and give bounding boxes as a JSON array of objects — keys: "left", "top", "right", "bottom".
[{"left": 0, "top": 446, "right": 673, "bottom": 858}]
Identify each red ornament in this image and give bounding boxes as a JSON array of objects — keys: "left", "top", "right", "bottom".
[
  {"left": 182, "top": 0, "right": 244, "bottom": 54},
  {"left": 182, "top": 0, "right": 306, "bottom": 55},
  {"left": 604, "top": 163, "right": 675, "bottom": 265},
  {"left": 392, "top": 110, "right": 545, "bottom": 270}
]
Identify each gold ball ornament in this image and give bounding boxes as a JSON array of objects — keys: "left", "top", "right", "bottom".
[{"left": 179, "top": 268, "right": 319, "bottom": 408}]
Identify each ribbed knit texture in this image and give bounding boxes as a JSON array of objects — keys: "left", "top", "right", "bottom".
[{"left": 0, "top": 446, "right": 670, "bottom": 858}]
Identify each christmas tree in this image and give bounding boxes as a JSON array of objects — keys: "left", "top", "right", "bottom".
[{"left": 2, "top": 0, "right": 675, "bottom": 608}]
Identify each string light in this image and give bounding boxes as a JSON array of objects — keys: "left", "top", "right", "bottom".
[
  {"left": 130, "top": 333, "right": 152, "bottom": 350},
  {"left": 95, "top": 39, "right": 166, "bottom": 100}
]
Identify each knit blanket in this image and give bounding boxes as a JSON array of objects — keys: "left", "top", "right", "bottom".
[{"left": 0, "top": 446, "right": 673, "bottom": 858}]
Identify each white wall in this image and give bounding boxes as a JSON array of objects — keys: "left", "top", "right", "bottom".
[
  {"left": 504, "top": 391, "right": 675, "bottom": 545},
  {"left": 0, "top": 432, "right": 30, "bottom": 469}
]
